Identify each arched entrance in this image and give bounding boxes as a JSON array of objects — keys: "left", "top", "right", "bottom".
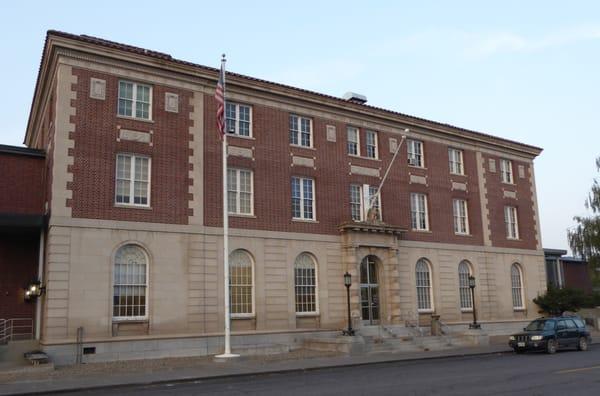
[{"left": 360, "top": 255, "right": 380, "bottom": 325}]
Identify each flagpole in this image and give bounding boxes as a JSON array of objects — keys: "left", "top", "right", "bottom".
[
  {"left": 369, "top": 129, "right": 408, "bottom": 211},
  {"left": 216, "top": 54, "right": 238, "bottom": 359}
]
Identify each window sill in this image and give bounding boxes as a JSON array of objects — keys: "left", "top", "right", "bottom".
[
  {"left": 417, "top": 309, "right": 434, "bottom": 314},
  {"left": 229, "top": 213, "right": 256, "bottom": 218},
  {"left": 296, "top": 312, "right": 320, "bottom": 317},
  {"left": 513, "top": 308, "right": 526, "bottom": 312},
  {"left": 411, "top": 229, "right": 432, "bottom": 233},
  {"left": 290, "top": 144, "right": 316, "bottom": 151},
  {"left": 232, "top": 314, "right": 255, "bottom": 320},
  {"left": 450, "top": 172, "right": 466, "bottom": 177},
  {"left": 112, "top": 318, "right": 148, "bottom": 323},
  {"left": 461, "top": 309, "right": 474, "bottom": 313},
  {"left": 227, "top": 134, "right": 255, "bottom": 141},
  {"left": 292, "top": 218, "right": 319, "bottom": 223},
  {"left": 506, "top": 237, "right": 521, "bottom": 241},
  {"left": 348, "top": 154, "right": 381, "bottom": 162},
  {"left": 455, "top": 233, "right": 473, "bottom": 237},
  {"left": 115, "top": 204, "right": 152, "bottom": 210},
  {"left": 501, "top": 181, "right": 516, "bottom": 186},
  {"left": 408, "top": 165, "right": 427, "bottom": 170},
  {"left": 117, "top": 115, "right": 154, "bottom": 124}
]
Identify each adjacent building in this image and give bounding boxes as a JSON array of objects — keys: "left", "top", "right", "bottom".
[
  {"left": 544, "top": 248, "right": 593, "bottom": 293},
  {"left": 8, "top": 30, "right": 546, "bottom": 363}
]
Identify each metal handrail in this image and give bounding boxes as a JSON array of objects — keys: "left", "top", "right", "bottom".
[{"left": 0, "top": 318, "right": 34, "bottom": 344}]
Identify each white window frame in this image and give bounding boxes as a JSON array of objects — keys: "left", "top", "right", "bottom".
[
  {"left": 229, "top": 249, "right": 255, "bottom": 318},
  {"left": 347, "top": 126, "right": 360, "bottom": 156},
  {"left": 115, "top": 154, "right": 151, "bottom": 207},
  {"left": 458, "top": 261, "right": 473, "bottom": 311},
  {"left": 407, "top": 139, "right": 424, "bottom": 167},
  {"left": 453, "top": 199, "right": 470, "bottom": 235},
  {"left": 500, "top": 159, "right": 514, "bottom": 184},
  {"left": 113, "top": 244, "right": 149, "bottom": 321},
  {"left": 366, "top": 130, "right": 378, "bottom": 159},
  {"left": 448, "top": 148, "right": 464, "bottom": 175},
  {"left": 504, "top": 206, "right": 519, "bottom": 239},
  {"left": 227, "top": 168, "right": 254, "bottom": 215},
  {"left": 289, "top": 114, "right": 313, "bottom": 148},
  {"left": 291, "top": 176, "right": 316, "bottom": 220},
  {"left": 118, "top": 80, "right": 152, "bottom": 120},
  {"left": 511, "top": 263, "right": 525, "bottom": 310},
  {"left": 350, "top": 184, "right": 382, "bottom": 222},
  {"left": 416, "top": 259, "right": 434, "bottom": 312},
  {"left": 294, "top": 253, "right": 319, "bottom": 315},
  {"left": 410, "top": 193, "right": 429, "bottom": 231},
  {"left": 225, "top": 102, "right": 253, "bottom": 137}
]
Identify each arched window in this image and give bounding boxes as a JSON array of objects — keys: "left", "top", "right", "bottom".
[
  {"left": 229, "top": 250, "right": 254, "bottom": 316},
  {"left": 458, "top": 261, "right": 473, "bottom": 310},
  {"left": 511, "top": 263, "right": 524, "bottom": 309},
  {"left": 294, "top": 253, "right": 317, "bottom": 314},
  {"left": 113, "top": 244, "right": 148, "bottom": 319},
  {"left": 416, "top": 259, "right": 433, "bottom": 311}
]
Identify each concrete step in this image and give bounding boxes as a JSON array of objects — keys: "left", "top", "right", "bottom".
[{"left": 231, "top": 343, "right": 292, "bottom": 356}]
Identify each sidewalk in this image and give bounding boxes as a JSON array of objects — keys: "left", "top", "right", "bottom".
[{"left": 0, "top": 334, "right": 597, "bottom": 396}]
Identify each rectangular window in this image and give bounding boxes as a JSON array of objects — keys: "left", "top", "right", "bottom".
[
  {"left": 366, "top": 130, "right": 378, "bottom": 159},
  {"left": 448, "top": 148, "right": 464, "bottom": 175},
  {"left": 453, "top": 199, "right": 469, "bottom": 235},
  {"left": 347, "top": 127, "right": 360, "bottom": 156},
  {"left": 292, "top": 177, "right": 315, "bottom": 220},
  {"left": 410, "top": 193, "right": 429, "bottom": 231},
  {"left": 118, "top": 81, "right": 151, "bottom": 120},
  {"left": 500, "top": 159, "right": 513, "bottom": 184},
  {"left": 115, "top": 154, "right": 150, "bottom": 206},
  {"left": 407, "top": 139, "right": 424, "bottom": 167},
  {"left": 350, "top": 184, "right": 382, "bottom": 221},
  {"left": 227, "top": 168, "right": 253, "bottom": 215},
  {"left": 289, "top": 114, "right": 312, "bottom": 147},
  {"left": 504, "top": 206, "right": 519, "bottom": 239},
  {"left": 225, "top": 103, "right": 252, "bottom": 136}
]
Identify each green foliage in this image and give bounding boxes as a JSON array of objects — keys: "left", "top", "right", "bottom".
[
  {"left": 533, "top": 287, "right": 586, "bottom": 315},
  {"left": 568, "top": 157, "right": 600, "bottom": 283}
]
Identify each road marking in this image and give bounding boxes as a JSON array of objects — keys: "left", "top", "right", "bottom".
[{"left": 557, "top": 365, "right": 600, "bottom": 374}]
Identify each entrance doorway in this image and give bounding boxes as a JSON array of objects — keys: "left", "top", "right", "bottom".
[{"left": 360, "top": 255, "right": 379, "bottom": 325}]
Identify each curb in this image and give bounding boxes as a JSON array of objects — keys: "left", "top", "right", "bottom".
[{"left": 10, "top": 348, "right": 515, "bottom": 396}]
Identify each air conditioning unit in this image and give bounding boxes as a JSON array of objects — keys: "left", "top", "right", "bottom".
[{"left": 408, "top": 157, "right": 417, "bottom": 166}]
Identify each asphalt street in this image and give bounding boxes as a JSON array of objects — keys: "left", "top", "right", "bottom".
[{"left": 69, "top": 345, "right": 600, "bottom": 396}]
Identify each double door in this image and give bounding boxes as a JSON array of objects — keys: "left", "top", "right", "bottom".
[{"left": 360, "top": 256, "right": 379, "bottom": 325}]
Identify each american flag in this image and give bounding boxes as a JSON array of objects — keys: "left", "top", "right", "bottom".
[{"left": 215, "top": 59, "right": 225, "bottom": 137}]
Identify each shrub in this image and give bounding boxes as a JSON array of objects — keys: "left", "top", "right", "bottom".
[{"left": 533, "top": 287, "right": 586, "bottom": 316}]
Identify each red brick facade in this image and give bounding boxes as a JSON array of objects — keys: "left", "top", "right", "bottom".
[
  {"left": 0, "top": 153, "right": 45, "bottom": 215},
  {"left": 69, "top": 68, "right": 194, "bottom": 224}
]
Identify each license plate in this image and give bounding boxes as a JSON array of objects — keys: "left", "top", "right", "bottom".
[{"left": 518, "top": 342, "right": 525, "bottom": 347}]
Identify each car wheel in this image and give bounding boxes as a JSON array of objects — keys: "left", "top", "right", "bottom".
[
  {"left": 546, "top": 339, "right": 557, "bottom": 354},
  {"left": 577, "top": 337, "right": 588, "bottom": 351}
]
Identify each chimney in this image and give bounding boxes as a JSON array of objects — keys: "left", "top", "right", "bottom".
[{"left": 343, "top": 92, "right": 367, "bottom": 105}]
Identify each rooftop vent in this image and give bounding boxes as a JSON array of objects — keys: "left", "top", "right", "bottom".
[{"left": 343, "top": 92, "right": 367, "bottom": 104}]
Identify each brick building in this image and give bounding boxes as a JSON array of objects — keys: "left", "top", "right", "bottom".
[{"left": 18, "top": 31, "right": 545, "bottom": 363}]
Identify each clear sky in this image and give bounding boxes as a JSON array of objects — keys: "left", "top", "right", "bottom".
[{"left": 2, "top": 1, "right": 598, "bottom": 252}]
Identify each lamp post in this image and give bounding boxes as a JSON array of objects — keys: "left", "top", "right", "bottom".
[
  {"left": 342, "top": 272, "right": 355, "bottom": 336},
  {"left": 468, "top": 275, "right": 481, "bottom": 329}
]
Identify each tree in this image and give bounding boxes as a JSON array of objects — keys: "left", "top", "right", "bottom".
[
  {"left": 568, "top": 156, "right": 600, "bottom": 287},
  {"left": 533, "top": 286, "right": 586, "bottom": 316}
]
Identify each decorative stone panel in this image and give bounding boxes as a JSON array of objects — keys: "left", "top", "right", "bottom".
[
  {"left": 488, "top": 158, "right": 496, "bottom": 173},
  {"left": 451, "top": 181, "right": 467, "bottom": 191},
  {"left": 89, "top": 78, "right": 106, "bottom": 100},
  {"left": 503, "top": 190, "right": 517, "bottom": 199},
  {"left": 118, "top": 129, "right": 152, "bottom": 144},
  {"left": 326, "top": 125, "right": 336, "bottom": 142},
  {"left": 228, "top": 145, "right": 253, "bottom": 159},
  {"left": 518, "top": 165, "right": 525, "bottom": 179},
  {"left": 165, "top": 92, "right": 179, "bottom": 113},
  {"left": 292, "top": 155, "right": 315, "bottom": 168},
  {"left": 389, "top": 138, "right": 397, "bottom": 153},
  {"left": 409, "top": 174, "right": 427, "bottom": 185},
  {"left": 350, "top": 165, "right": 380, "bottom": 177}
]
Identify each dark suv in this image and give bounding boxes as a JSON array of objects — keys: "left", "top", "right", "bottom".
[{"left": 509, "top": 316, "right": 591, "bottom": 354}]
